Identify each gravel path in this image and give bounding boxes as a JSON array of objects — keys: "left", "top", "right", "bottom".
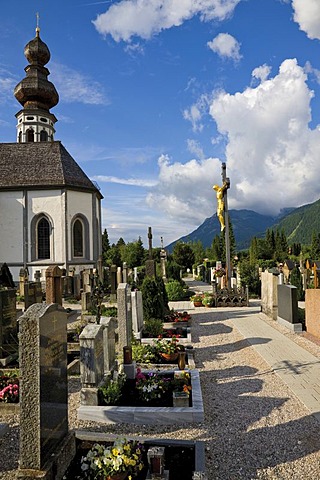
[{"left": 2, "top": 303, "right": 320, "bottom": 479}]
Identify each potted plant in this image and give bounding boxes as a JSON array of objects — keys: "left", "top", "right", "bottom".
[
  {"left": 202, "top": 295, "right": 215, "bottom": 308},
  {"left": 80, "top": 437, "right": 145, "bottom": 480},
  {"left": 190, "top": 293, "right": 203, "bottom": 307},
  {"left": 152, "top": 335, "right": 182, "bottom": 362}
]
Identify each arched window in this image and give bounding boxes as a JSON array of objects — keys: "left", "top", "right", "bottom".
[
  {"left": 40, "top": 130, "right": 48, "bottom": 142},
  {"left": 73, "top": 219, "right": 84, "bottom": 257},
  {"left": 26, "top": 128, "right": 34, "bottom": 142},
  {"left": 18, "top": 131, "right": 22, "bottom": 143},
  {"left": 37, "top": 217, "right": 50, "bottom": 259}
]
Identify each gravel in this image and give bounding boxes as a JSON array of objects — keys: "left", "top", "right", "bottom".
[{"left": 2, "top": 302, "right": 320, "bottom": 479}]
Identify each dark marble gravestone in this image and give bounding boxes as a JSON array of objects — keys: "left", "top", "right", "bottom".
[
  {"left": 19, "top": 303, "right": 74, "bottom": 477},
  {"left": 0, "top": 288, "right": 18, "bottom": 363}
]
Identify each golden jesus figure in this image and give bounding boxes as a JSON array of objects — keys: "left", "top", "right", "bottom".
[{"left": 213, "top": 181, "right": 229, "bottom": 231}]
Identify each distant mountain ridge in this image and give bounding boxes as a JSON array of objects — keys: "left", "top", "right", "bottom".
[{"left": 166, "top": 199, "right": 320, "bottom": 251}]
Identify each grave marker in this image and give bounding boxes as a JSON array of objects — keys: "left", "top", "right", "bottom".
[
  {"left": 0, "top": 288, "right": 18, "bottom": 365},
  {"left": 18, "top": 303, "right": 74, "bottom": 478}
]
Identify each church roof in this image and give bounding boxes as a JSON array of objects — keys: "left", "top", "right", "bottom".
[{"left": 0, "top": 141, "right": 102, "bottom": 197}]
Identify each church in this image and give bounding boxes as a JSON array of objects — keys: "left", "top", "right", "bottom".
[{"left": 0, "top": 25, "right": 103, "bottom": 283}]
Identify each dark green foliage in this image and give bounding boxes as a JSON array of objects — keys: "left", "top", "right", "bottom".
[
  {"left": 172, "top": 242, "right": 195, "bottom": 270},
  {"left": 166, "top": 260, "right": 182, "bottom": 282},
  {"left": 102, "top": 228, "right": 110, "bottom": 266},
  {"left": 98, "top": 374, "right": 126, "bottom": 405},
  {"left": 239, "top": 258, "right": 261, "bottom": 296},
  {"left": 310, "top": 231, "right": 320, "bottom": 260},
  {"left": 143, "top": 318, "right": 164, "bottom": 337},
  {"left": 165, "top": 280, "right": 185, "bottom": 301},
  {"left": 121, "top": 237, "right": 145, "bottom": 268},
  {"left": 141, "top": 276, "right": 169, "bottom": 320},
  {"left": 289, "top": 266, "right": 305, "bottom": 301}
]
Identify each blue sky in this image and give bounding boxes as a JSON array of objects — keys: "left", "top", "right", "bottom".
[{"left": 1, "top": 1, "right": 320, "bottom": 247}]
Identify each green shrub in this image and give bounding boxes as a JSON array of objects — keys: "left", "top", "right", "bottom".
[
  {"left": 165, "top": 280, "right": 185, "bottom": 301},
  {"left": 143, "top": 318, "right": 164, "bottom": 338},
  {"left": 98, "top": 373, "right": 126, "bottom": 405},
  {"left": 131, "top": 340, "right": 157, "bottom": 364},
  {"left": 141, "top": 276, "right": 169, "bottom": 320}
]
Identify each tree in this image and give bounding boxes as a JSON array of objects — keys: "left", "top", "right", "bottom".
[
  {"left": 289, "top": 265, "right": 304, "bottom": 301},
  {"left": 239, "top": 258, "right": 260, "bottom": 296},
  {"left": 189, "top": 240, "right": 205, "bottom": 265},
  {"left": 206, "top": 235, "right": 223, "bottom": 261},
  {"left": 310, "top": 231, "right": 320, "bottom": 260},
  {"left": 172, "top": 242, "right": 195, "bottom": 270},
  {"left": 102, "top": 228, "right": 110, "bottom": 266},
  {"left": 122, "top": 237, "right": 145, "bottom": 268}
]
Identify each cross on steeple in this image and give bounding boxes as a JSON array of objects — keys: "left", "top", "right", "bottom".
[{"left": 36, "top": 12, "right": 40, "bottom": 36}]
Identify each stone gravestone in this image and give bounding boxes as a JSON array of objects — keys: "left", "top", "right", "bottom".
[
  {"left": 45, "top": 266, "right": 63, "bottom": 306},
  {"left": 18, "top": 303, "right": 75, "bottom": 479},
  {"left": 146, "top": 227, "right": 156, "bottom": 277},
  {"left": 0, "top": 288, "right": 18, "bottom": 365},
  {"left": 122, "top": 262, "right": 128, "bottom": 283},
  {"left": 117, "top": 283, "right": 132, "bottom": 363},
  {"left": 100, "top": 316, "right": 116, "bottom": 373},
  {"left": 277, "top": 284, "right": 301, "bottom": 332},
  {"left": 79, "top": 323, "right": 105, "bottom": 405},
  {"left": 131, "top": 290, "right": 144, "bottom": 339},
  {"left": 110, "top": 264, "right": 117, "bottom": 301},
  {"left": 24, "top": 281, "right": 43, "bottom": 310}
]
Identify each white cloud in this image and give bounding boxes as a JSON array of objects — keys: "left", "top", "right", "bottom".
[
  {"left": 93, "top": 174, "right": 158, "bottom": 187},
  {"left": 146, "top": 154, "right": 222, "bottom": 223},
  {"left": 50, "top": 62, "right": 109, "bottom": 105},
  {"left": 187, "top": 139, "right": 205, "bottom": 159},
  {"left": 292, "top": 0, "right": 320, "bottom": 40},
  {"left": 208, "top": 58, "right": 320, "bottom": 215},
  {"left": 0, "top": 67, "right": 17, "bottom": 105},
  {"left": 251, "top": 64, "right": 271, "bottom": 83},
  {"left": 183, "top": 93, "right": 211, "bottom": 132},
  {"left": 207, "top": 33, "right": 242, "bottom": 61},
  {"left": 92, "top": 0, "right": 240, "bottom": 42}
]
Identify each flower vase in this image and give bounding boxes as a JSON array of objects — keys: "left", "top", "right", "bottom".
[
  {"left": 106, "top": 472, "right": 128, "bottom": 480},
  {"left": 160, "top": 352, "right": 179, "bottom": 362},
  {"left": 193, "top": 301, "right": 203, "bottom": 307}
]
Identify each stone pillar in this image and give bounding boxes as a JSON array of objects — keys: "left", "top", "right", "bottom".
[
  {"left": 122, "top": 262, "right": 128, "bottom": 283},
  {"left": 131, "top": 290, "right": 144, "bottom": 338},
  {"left": 45, "top": 266, "right": 63, "bottom": 306},
  {"left": 117, "top": 267, "right": 122, "bottom": 285}
]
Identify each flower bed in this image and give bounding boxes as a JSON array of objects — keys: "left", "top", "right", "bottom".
[
  {"left": 78, "top": 369, "right": 203, "bottom": 425},
  {"left": 98, "top": 370, "right": 192, "bottom": 408},
  {"left": 63, "top": 433, "right": 205, "bottom": 480}
]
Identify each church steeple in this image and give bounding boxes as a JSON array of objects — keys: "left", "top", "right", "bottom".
[{"left": 14, "top": 17, "right": 59, "bottom": 143}]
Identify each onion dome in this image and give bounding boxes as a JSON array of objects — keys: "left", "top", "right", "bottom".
[{"left": 14, "top": 29, "right": 59, "bottom": 111}]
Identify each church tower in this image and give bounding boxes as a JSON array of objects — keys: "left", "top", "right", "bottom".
[
  {"left": 14, "top": 22, "right": 58, "bottom": 143},
  {"left": 0, "top": 24, "right": 103, "bottom": 283}
]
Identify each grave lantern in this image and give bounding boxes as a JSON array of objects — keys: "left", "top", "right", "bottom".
[{"left": 147, "top": 446, "right": 165, "bottom": 478}]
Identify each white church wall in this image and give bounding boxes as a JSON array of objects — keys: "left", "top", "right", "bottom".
[
  {"left": 67, "top": 190, "right": 94, "bottom": 259},
  {"left": 28, "top": 190, "right": 65, "bottom": 262},
  {"left": 0, "top": 191, "right": 24, "bottom": 262}
]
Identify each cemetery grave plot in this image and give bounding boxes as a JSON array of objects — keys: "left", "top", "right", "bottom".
[
  {"left": 78, "top": 369, "right": 203, "bottom": 425},
  {"left": 132, "top": 339, "right": 195, "bottom": 368},
  {"left": 98, "top": 370, "right": 192, "bottom": 408},
  {"left": 63, "top": 433, "right": 204, "bottom": 480}
]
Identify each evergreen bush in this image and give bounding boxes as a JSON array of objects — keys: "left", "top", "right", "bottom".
[
  {"left": 165, "top": 280, "right": 185, "bottom": 301},
  {"left": 141, "top": 276, "right": 170, "bottom": 320}
]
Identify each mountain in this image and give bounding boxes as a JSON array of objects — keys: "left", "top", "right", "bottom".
[
  {"left": 166, "top": 198, "right": 320, "bottom": 252},
  {"left": 270, "top": 198, "right": 320, "bottom": 244},
  {"left": 166, "top": 209, "right": 277, "bottom": 252}
]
